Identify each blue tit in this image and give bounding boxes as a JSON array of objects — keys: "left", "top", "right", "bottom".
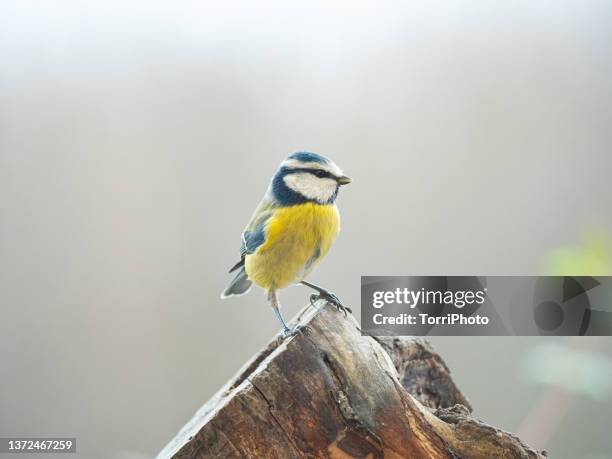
[{"left": 221, "top": 151, "right": 352, "bottom": 335}]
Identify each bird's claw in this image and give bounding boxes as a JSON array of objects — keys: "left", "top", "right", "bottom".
[
  {"left": 280, "top": 324, "right": 312, "bottom": 338},
  {"left": 310, "top": 292, "right": 352, "bottom": 317}
]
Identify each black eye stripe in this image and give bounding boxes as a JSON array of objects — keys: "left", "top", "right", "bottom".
[{"left": 291, "top": 167, "right": 335, "bottom": 179}]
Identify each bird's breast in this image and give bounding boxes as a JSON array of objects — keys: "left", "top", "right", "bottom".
[{"left": 244, "top": 203, "right": 340, "bottom": 290}]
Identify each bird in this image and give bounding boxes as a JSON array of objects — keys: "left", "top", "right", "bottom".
[{"left": 221, "top": 151, "right": 352, "bottom": 336}]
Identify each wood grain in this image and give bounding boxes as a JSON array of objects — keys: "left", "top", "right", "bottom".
[{"left": 158, "top": 302, "right": 546, "bottom": 459}]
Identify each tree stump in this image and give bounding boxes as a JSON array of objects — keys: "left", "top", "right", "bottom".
[{"left": 158, "top": 302, "right": 547, "bottom": 459}]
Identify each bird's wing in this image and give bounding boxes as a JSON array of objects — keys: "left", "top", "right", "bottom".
[
  {"left": 241, "top": 196, "right": 278, "bottom": 255},
  {"left": 228, "top": 195, "right": 278, "bottom": 273}
]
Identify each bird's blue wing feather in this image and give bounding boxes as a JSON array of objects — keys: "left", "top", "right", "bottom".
[
  {"left": 228, "top": 195, "right": 277, "bottom": 273},
  {"left": 241, "top": 225, "right": 267, "bottom": 255},
  {"left": 239, "top": 195, "right": 278, "bottom": 257}
]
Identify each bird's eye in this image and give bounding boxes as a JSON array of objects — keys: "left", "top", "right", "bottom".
[{"left": 313, "top": 170, "right": 327, "bottom": 178}]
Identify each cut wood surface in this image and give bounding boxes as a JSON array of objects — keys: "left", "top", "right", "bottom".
[{"left": 158, "top": 302, "right": 547, "bottom": 459}]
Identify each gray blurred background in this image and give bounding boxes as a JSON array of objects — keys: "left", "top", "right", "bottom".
[{"left": 1, "top": 1, "right": 612, "bottom": 458}]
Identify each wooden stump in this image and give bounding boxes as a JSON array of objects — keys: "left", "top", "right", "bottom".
[{"left": 158, "top": 302, "right": 546, "bottom": 459}]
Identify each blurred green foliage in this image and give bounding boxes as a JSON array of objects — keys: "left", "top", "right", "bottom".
[
  {"left": 546, "top": 227, "right": 612, "bottom": 276},
  {"left": 524, "top": 226, "right": 612, "bottom": 403},
  {"left": 523, "top": 341, "right": 612, "bottom": 400}
]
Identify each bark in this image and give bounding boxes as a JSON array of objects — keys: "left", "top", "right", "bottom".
[{"left": 158, "top": 302, "right": 547, "bottom": 459}]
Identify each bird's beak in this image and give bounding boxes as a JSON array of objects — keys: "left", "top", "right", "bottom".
[{"left": 337, "top": 175, "right": 352, "bottom": 185}]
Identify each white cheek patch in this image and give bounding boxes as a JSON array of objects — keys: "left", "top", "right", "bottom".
[{"left": 283, "top": 173, "right": 337, "bottom": 203}]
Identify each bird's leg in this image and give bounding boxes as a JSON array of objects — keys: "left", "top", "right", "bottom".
[
  {"left": 300, "top": 280, "right": 352, "bottom": 317},
  {"left": 268, "top": 290, "right": 292, "bottom": 337},
  {"left": 268, "top": 290, "right": 312, "bottom": 337}
]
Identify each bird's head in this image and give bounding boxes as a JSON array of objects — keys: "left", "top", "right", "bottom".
[{"left": 271, "top": 152, "right": 351, "bottom": 205}]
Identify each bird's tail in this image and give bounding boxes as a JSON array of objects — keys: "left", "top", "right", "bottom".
[{"left": 221, "top": 267, "right": 252, "bottom": 298}]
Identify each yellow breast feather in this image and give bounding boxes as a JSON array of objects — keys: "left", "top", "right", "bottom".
[{"left": 244, "top": 203, "right": 340, "bottom": 290}]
